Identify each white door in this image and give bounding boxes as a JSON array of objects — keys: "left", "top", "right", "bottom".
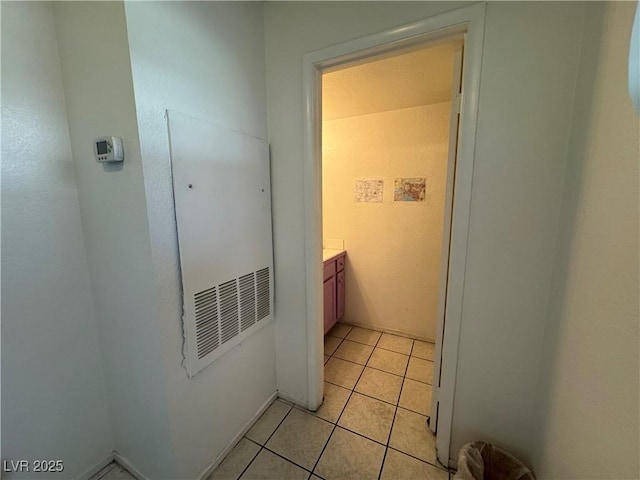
[{"left": 430, "top": 44, "right": 463, "bottom": 433}]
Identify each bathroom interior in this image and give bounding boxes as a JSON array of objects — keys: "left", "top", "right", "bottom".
[
  {"left": 322, "top": 37, "right": 463, "bottom": 436},
  {"left": 320, "top": 40, "right": 461, "bottom": 403}
]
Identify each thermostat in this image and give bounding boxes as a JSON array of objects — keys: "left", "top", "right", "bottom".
[{"left": 94, "top": 136, "right": 124, "bottom": 163}]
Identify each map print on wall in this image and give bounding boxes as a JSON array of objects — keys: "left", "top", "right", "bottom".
[
  {"left": 394, "top": 178, "right": 426, "bottom": 202},
  {"left": 355, "top": 179, "right": 384, "bottom": 203}
]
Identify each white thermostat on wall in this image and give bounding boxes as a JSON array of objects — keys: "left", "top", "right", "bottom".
[{"left": 94, "top": 136, "right": 124, "bottom": 163}]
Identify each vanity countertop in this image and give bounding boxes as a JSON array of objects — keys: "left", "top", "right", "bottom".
[{"left": 323, "top": 249, "right": 346, "bottom": 262}]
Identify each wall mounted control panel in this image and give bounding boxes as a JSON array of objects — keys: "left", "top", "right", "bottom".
[{"left": 94, "top": 136, "right": 124, "bottom": 163}]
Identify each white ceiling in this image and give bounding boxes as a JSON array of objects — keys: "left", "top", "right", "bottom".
[{"left": 322, "top": 42, "right": 457, "bottom": 121}]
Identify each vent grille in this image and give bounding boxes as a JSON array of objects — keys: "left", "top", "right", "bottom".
[
  {"left": 257, "top": 267, "right": 270, "bottom": 321},
  {"left": 219, "top": 279, "right": 239, "bottom": 344},
  {"left": 191, "top": 266, "right": 271, "bottom": 368},
  {"left": 239, "top": 273, "right": 256, "bottom": 331},
  {"left": 194, "top": 286, "right": 219, "bottom": 359}
]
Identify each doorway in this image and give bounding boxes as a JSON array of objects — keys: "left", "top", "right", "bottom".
[{"left": 303, "top": 4, "right": 485, "bottom": 468}]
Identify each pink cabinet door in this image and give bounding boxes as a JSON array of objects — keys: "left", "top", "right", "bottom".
[
  {"left": 324, "top": 276, "right": 337, "bottom": 334},
  {"left": 337, "top": 270, "right": 345, "bottom": 320}
]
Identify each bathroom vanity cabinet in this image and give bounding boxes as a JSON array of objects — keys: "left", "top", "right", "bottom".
[{"left": 323, "top": 249, "right": 346, "bottom": 335}]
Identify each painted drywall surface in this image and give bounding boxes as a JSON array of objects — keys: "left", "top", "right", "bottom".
[
  {"left": 265, "top": 0, "right": 466, "bottom": 411},
  {"left": 322, "top": 103, "right": 451, "bottom": 341},
  {"left": 323, "top": 43, "right": 457, "bottom": 121},
  {"left": 123, "top": 2, "right": 276, "bottom": 477},
  {"left": 448, "top": 2, "right": 587, "bottom": 462},
  {"left": 53, "top": 2, "right": 175, "bottom": 477},
  {"left": 531, "top": 3, "right": 640, "bottom": 478},
  {"left": 1, "top": 2, "right": 113, "bottom": 477},
  {"left": 266, "top": 1, "right": 585, "bottom": 460}
]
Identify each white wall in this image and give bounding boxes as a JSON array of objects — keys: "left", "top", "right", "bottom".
[
  {"left": 53, "top": 2, "right": 175, "bottom": 477},
  {"left": 448, "top": 2, "right": 586, "bottom": 463},
  {"left": 265, "top": 0, "right": 585, "bottom": 462},
  {"left": 323, "top": 103, "right": 451, "bottom": 341},
  {"left": 1, "top": 2, "right": 114, "bottom": 477},
  {"left": 123, "top": 2, "right": 277, "bottom": 477},
  {"left": 531, "top": 2, "right": 640, "bottom": 478}
]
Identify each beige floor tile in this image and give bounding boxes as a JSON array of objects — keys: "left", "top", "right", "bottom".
[
  {"left": 245, "top": 400, "right": 291, "bottom": 445},
  {"left": 389, "top": 407, "right": 437, "bottom": 464},
  {"left": 345, "top": 326, "right": 382, "bottom": 346},
  {"left": 324, "top": 335, "right": 342, "bottom": 356},
  {"left": 324, "top": 357, "right": 364, "bottom": 390},
  {"left": 406, "top": 357, "right": 435, "bottom": 385},
  {"left": 333, "top": 340, "right": 374, "bottom": 365},
  {"left": 314, "top": 427, "right": 385, "bottom": 480},
  {"left": 381, "top": 448, "right": 448, "bottom": 480},
  {"left": 355, "top": 367, "right": 403, "bottom": 405},
  {"left": 338, "top": 392, "right": 395, "bottom": 444},
  {"left": 399, "top": 378, "right": 432, "bottom": 415},
  {"left": 328, "top": 323, "right": 353, "bottom": 339},
  {"left": 377, "top": 333, "right": 413, "bottom": 355},
  {"left": 367, "top": 348, "right": 409, "bottom": 376},
  {"left": 324, "top": 355, "right": 330, "bottom": 364},
  {"left": 306, "top": 382, "right": 350, "bottom": 423},
  {"left": 266, "top": 408, "right": 333, "bottom": 470},
  {"left": 412, "top": 340, "right": 435, "bottom": 360},
  {"left": 239, "top": 449, "right": 308, "bottom": 480},
  {"left": 209, "top": 438, "right": 260, "bottom": 480}
]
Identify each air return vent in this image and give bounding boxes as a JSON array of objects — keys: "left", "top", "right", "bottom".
[
  {"left": 239, "top": 273, "right": 256, "bottom": 331},
  {"left": 168, "top": 110, "right": 274, "bottom": 377},
  {"left": 257, "top": 267, "right": 270, "bottom": 321},
  {"left": 194, "top": 286, "right": 219, "bottom": 359}
]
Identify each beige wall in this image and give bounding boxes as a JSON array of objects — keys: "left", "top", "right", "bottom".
[
  {"left": 531, "top": 2, "right": 640, "bottom": 478},
  {"left": 322, "top": 102, "right": 451, "bottom": 340}
]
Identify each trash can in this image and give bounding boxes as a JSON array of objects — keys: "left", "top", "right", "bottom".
[{"left": 454, "top": 441, "right": 535, "bottom": 480}]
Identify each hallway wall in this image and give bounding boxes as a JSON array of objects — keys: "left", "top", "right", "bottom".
[
  {"left": 1, "top": 2, "right": 114, "bottom": 477},
  {"left": 124, "top": 2, "right": 277, "bottom": 478},
  {"left": 531, "top": 3, "right": 640, "bottom": 478},
  {"left": 323, "top": 102, "right": 451, "bottom": 341},
  {"left": 53, "top": 2, "right": 174, "bottom": 476}
]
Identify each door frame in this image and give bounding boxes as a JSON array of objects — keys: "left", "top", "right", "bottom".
[{"left": 302, "top": 3, "right": 486, "bottom": 467}]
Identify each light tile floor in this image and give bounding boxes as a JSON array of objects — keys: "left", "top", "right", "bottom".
[{"left": 211, "top": 323, "right": 449, "bottom": 480}]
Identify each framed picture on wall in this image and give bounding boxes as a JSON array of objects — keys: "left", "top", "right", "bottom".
[{"left": 394, "top": 178, "right": 426, "bottom": 202}]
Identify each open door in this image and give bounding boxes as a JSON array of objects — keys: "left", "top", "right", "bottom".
[{"left": 430, "top": 44, "right": 463, "bottom": 433}]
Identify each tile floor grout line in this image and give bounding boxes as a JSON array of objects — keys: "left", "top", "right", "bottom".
[
  {"left": 236, "top": 400, "right": 295, "bottom": 480},
  {"left": 386, "top": 445, "right": 450, "bottom": 473},
  {"left": 324, "top": 370, "right": 433, "bottom": 417},
  {"left": 259, "top": 444, "right": 315, "bottom": 475},
  {"left": 219, "top": 326, "right": 435, "bottom": 480},
  {"left": 310, "top": 329, "right": 382, "bottom": 478},
  {"left": 326, "top": 360, "right": 434, "bottom": 386},
  {"left": 262, "top": 401, "right": 295, "bottom": 447},
  {"left": 233, "top": 443, "right": 263, "bottom": 480},
  {"left": 377, "top": 338, "right": 415, "bottom": 480},
  {"left": 324, "top": 379, "right": 398, "bottom": 408}
]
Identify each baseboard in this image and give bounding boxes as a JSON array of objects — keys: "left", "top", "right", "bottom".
[
  {"left": 113, "top": 452, "right": 147, "bottom": 480},
  {"left": 197, "top": 390, "right": 279, "bottom": 480},
  {"left": 276, "top": 390, "right": 309, "bottom": 411},
  {"left": 339, "top": 320, "right": 435, "bottom": 343},
  {"left": 77, "top": 452, "right": 114, "bottom": 480}
]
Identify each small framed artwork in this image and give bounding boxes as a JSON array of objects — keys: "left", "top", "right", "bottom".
[
  {"left": 394, "top": 178, "right": 426, "bottom": 202},
  {"left": 355, "top": 179, "right": 384, "bottom": 203}
]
